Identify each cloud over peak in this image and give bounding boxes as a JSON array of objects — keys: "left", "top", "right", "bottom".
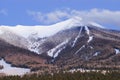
[{"left": 27, "top": 8, "right": 120, "bottom": 27}]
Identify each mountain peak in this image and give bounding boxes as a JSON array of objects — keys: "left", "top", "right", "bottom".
[
  {"left": 87, "top": 21, "right": 104, "bottom": 28},
  {"left": 53, "top": 16, "right": 104, "bottom": 30}
]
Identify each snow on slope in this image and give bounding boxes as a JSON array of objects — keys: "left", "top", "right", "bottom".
[
  {"left": 28, "top": 41, "right": 40, "bottom": 54},
  {"left": 85, "top": 26, "right": 94, "bottom": 43},
  {"left": 28, "top": 39, "right": 46, "bottom": 54},
  {"left": 85, "top": 26, "right": 90, "bottom": 35},
  {"left": 87, "top": 36, "right": 93, "bottom": 43},
  {"left": 53, "top": 46, "right": 66, "bottom": 58},
  {"left": 47, "top": 39, "right": 69, "bottom": 58},
  {"left": 93, "top": 52, "right": 100, "bottom": 56},
  {"left": 75, "top": 45, "right": 85, "bottom": 54},
  {"left": 72, "top": 27, "right": 83, "bottom": 47},
  {"left": 0, "top": 59, "right": 30, "bottom": 76},
  {"left": 115, "top": 48, "right": 120, "bottom": 54}
]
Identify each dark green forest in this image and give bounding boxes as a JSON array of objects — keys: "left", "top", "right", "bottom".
[{"left": 0, "top": 71, "right": 120, "bottom": 80}]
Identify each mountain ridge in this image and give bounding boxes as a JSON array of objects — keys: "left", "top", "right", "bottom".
[{"left": 0, "top": 17, "right": 104, "bottom": 54}]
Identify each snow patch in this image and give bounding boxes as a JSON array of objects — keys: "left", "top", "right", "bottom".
[
  {"left": 85, "top": 26, "right": 90, "bottom": 35},
  {"left": 28, "top": 41, "right": 40, "bottom": 54},
  {"left": 47, "top": 39, "right": 69, "bottom": 58},
  {"left": 69, "top": 68, "right": 92, "bottom": 73},
  {"left": 0, "top": 59, "right": 30, "bottom": 76},
  {"left": 87, "top": 36, "right": 93, "bottom": 43},
  {"left": 54, "top": 46, "right": 66, "bottom": 58},
  {"left": 68, "top": 68, "right": 106, "bottom": 74},
  {"left": 72, "top": 27, "right": 83, "bottom": 47},
  {"left": 90, "top": 46, "right": 93, "bottom": 49},
  {"left": 114, "top": 48, "right": 120, "bottom": 54},
  {"left": 75, "top": 45, "right": 85, "bottom": 54},
  {"left": 84, "top": 26, "right": 94, "bottom": 43},
  {"left": 93, "top": 52, "right": 100, "bottom": 56},
  {"left": 28, "top": 39, "right": 46, "bottom": 54}
]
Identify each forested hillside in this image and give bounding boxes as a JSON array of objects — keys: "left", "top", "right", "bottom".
[{"left": 0, "top": 71, "right": 120, "bottom": 80}]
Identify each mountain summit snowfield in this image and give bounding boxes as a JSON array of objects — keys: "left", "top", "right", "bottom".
[{"left": 0, "top": 17, "right": 104, "bottom": 38}]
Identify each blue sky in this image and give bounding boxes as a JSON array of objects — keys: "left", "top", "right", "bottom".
[{"left": 0, "top": 0, "right": 120, "bottom": 30}]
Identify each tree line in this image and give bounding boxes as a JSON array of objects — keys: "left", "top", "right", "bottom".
[{"left": 0, "top": 71, "right": 120, "bottom": 80}]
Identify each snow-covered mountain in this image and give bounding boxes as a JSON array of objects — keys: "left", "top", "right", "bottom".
[
  {"left": 0, "top": 17, "right": 120, "bottom": 71},
  {"left": 0, "top": 17, "right": 104, "bottom": 54}
]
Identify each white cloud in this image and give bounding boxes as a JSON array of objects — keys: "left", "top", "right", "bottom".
[
  {"left": 71, "top": 9, "right": 120, "bottom": 26},
  {"left": 27, "top": 10, "right": 70, "bottom": 24},
  {"left": 0, "top": 9, "right": 7, "bottom": 15},
  {"left": 27, "top": 9, "right": 120, "bottom": 26}
]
